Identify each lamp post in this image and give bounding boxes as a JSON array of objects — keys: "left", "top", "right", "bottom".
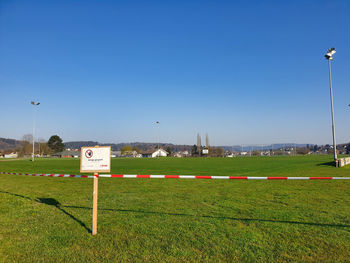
[
  {"left": 156, "top": 121, "right": 160, "bottom": 157},
  {"left": 325, "top": 48, "right": 337, "bottom": 162},
  {"left": 31, "top": 101, "right": 40, "bottom": 161}
]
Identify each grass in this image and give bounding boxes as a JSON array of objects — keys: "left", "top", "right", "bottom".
[{"left": 1, "top": 156, "right": 350, "bottom": 262}]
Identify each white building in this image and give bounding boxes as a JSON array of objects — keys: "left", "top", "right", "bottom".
[
  {"left": 173, "top": 150, "right": 190, "bottom": 158},
  {"left": 111, "top": 151, "right": 121, "bottom": 158},
  {"left": 152, "top": 149, "right": 168, "bottom": 158},
  {"left": 4, "top": 152, "right": 18, "bottom": 158}
]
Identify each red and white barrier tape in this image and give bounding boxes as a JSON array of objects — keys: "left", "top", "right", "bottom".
[
  {"left": 99, "top": 174, "right": 350, "bottom": 180},
  {"left": 1, "top": 172, "right": 350, "bottom": 180},
  {"left": 0, "top": 172, "right": 94, "bottom": 178}
]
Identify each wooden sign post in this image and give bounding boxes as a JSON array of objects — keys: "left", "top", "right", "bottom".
[
  {"left": 80, "top": 146, "right": 111, "bottom": 236},
  {"left": 92, "top": 172, "right": 99, "bottom": 235}
]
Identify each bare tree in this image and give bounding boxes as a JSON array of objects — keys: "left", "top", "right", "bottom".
[
  {"left": 18, "top": 134, "right": 33, "bottom": 157},
  {"left": 22, "top": 134, "right": 33, "bottom": 142},
  {"left": 38, "top": 138, "right": 51, "bottom": 156}
]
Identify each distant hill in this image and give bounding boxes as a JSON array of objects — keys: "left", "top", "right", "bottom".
[
  {"left": 0, "top": 138, "right": 22, "bottom": 150},
  {"left": 220, "top": 144, "right": 309, "bottom": 152},
  {"left": 64, "top": 141, "right": 99, "bottom": 149}
]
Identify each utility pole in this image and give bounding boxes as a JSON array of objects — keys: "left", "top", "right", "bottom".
[
  {"left": 325, "top": 48, "right": 337, "bottom": 162},
  {"left": 31, "top": 101, "right": 40, "bottom": 162},
  {"left": 156, "top": 121, "right": 160, "bottom": 157}
]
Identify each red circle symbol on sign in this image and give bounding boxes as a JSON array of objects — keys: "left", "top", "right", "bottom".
[{"left": 85, "top": 149, "right": 93, "bottom": 158}]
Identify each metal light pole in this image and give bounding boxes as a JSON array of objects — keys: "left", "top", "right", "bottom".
[
  {"left": 31, "top": 101, "right": 40, "bottom": 161},
  {"left": 325, "top": 48, "right": 337, "bottom": 162},
  {"left": 156, "top": 121, "right": 160, "bottom": 157}
]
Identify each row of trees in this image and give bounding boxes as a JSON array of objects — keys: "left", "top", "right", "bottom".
[{"left": 17, "top": 135, "right": 65, "bottom": 157}]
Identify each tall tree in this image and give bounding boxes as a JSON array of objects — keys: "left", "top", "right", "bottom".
[
  {"left": 121, "top": 145, "right": 132, "bottom": 155},
  {"left": 197, "top": 133, "right": 201, "bottom": 156},
  {"left": 205, "top": 133, "right": 209, "bottom": 148},
  {"left": 132, "top": 146, "right": 141, "bottom": 153},
  {"left": 48, "top": 135, "right": 65, "bottom": 153},
  {"left": 191, "top": 144, "right": 197, "bottom": 156},
  {"left": 38, "top": 138, "right": 51, "bottom": 156}
]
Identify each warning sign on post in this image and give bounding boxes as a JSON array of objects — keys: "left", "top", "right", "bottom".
[{"left": 80, "top": 146, "right": 111, "bottom": 173}]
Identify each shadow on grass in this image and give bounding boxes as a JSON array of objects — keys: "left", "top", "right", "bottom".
[
  {"left": 317, "top": 161, "right": 336, "bottom": 167},
  {"left": 0, "top": 190, "right": 32, "bottom": 200},
  {"left": 37, "top": 198, "right": 91, "bottom": 233},
  {"left": 65, "top": 205, "right": 350, "bottom": 229},
  {"left": 0, "top": 191, "right": 91, "bottom": 233},
  {"left": 2, "top": 190, "right": 350, "bottom": 230}
]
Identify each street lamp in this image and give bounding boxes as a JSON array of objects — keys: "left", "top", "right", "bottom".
[
  {"left": 156, "top": 121, "right": 160, "bottom": 157},
  {"left": 325, "top": 48, "right": 337, "bottom": 162},
  {"left": 31, "top": 101, "right": 40, "bottom": 161}
]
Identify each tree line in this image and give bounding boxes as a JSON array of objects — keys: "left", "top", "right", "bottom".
[{"left": 17, "top": 134, "right": 65, "bottom": 157}]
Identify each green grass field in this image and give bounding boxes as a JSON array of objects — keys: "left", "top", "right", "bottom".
[{"left": 1, "top": 156, "right": 350, "bottom": 262}]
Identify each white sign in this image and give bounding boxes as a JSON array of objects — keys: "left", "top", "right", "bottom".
[
  {"left": 80, "top": 146, "right": 111, "bottom": 173},
  {"left": 202, "top": 149, "right": 209, "bottom": 154}
]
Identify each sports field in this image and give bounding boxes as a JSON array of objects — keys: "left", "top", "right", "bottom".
[{"left": 1, "top": 156, "right": 350, "bottom": 262}]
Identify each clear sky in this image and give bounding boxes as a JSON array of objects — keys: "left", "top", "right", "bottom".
[{"left": 1, "top": 0, "right": 349, "bottom": 146}]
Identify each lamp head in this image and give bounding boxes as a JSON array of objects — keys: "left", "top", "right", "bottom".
[{"left": 325, "top": 47, "right": 336, "bottom": 60}]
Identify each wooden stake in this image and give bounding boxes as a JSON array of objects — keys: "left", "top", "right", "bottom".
[{"left": 92, "top": 173, "right": 98, "bottom": 235}]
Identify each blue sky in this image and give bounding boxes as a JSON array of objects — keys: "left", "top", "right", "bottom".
[{"left": 1, "top": 0, "right": 349, "bottom": 145}]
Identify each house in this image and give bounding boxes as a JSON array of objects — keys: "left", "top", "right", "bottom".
[
  {"left": 4, "top": 152, "right": 18, "bottom": 158},
  {"left": 173, "top": 152, "right": 183, "bottom": 158},
  {"left": 141, "top": 148, "right": 168, "bottom": 158},
  {"left": 202, "top": 149, "right": 209, "bottom": 155},
  {"left": 173, "top": 152, "right": 183, "bottom": 157},
  {"left": 172, "top": 151, "right": 190, "bottom": 158},
  {"left": 151, "top": 149, "right": 168, "bottom": 158},
  {"left": 111, "top": 151, "right": 122, "bottom": 158},
  {"left": 182, "top": 150, "right": 190, "bottom": 156},
  {"left": 122, "top": 150, "right": 139, "bottom": 157},
  {"left": 141, "top": 150, "right": 153, "bottom": 158},
  {"left": 53, "top": 150, "right": 81, "bottom": 158}
]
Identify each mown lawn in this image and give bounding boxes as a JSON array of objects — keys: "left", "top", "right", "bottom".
[{"left": 1, "top": 156, "right": 350, "bottom": 262}]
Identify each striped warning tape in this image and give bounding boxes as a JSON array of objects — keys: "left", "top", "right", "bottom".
[
  {"left": 0, "top": 172, "right": 94, "bottom": 178},
  {"left": 99, "top": 175, "right": 350, "bottom": 180},
  {"left": 1, "top": 172, "right": 350, "bottom": 180}
]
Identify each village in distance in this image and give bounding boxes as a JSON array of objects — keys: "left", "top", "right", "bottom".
[{"left": 1, "top": 133, "right": 349, "bottom": 159}]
